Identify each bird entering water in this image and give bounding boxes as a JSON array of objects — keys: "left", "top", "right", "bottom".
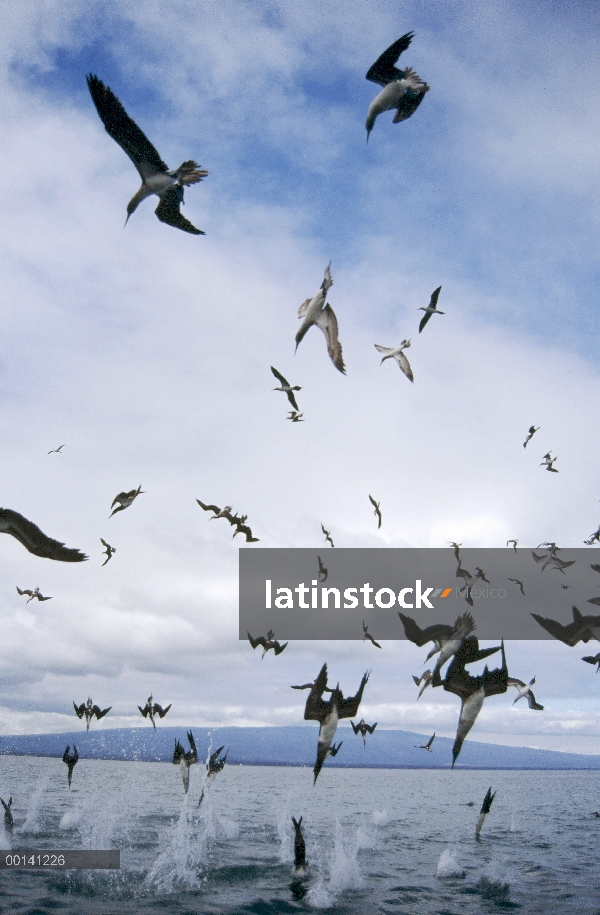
[
  {"left": 1, "top": 798, "right": 13, "bottom": 832},
  {"left": 173, "top": 731, "right": 198, "bottom": 793},
  {"left": 86, "top": 75, "right": 208, "bottom": 234},
  {"left": 63, "top": 746, "right": 78, "bottom": 788},
  {"left": 475, "top": 787, "right": 496, "bottom": 837},
  {"left": 365, "top": 32, "right": 429, "bottom": 141}
]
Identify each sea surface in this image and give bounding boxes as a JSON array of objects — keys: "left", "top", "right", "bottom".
[{"left": 0, "top": 754, "right": 599, "bottom": 914}]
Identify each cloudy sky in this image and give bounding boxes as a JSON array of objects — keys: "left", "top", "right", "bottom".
[{"left": 1, "top": 0, "right": 599, "bottom": 755}]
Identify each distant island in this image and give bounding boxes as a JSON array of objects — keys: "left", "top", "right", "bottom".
[{"left": 1, "top": 726, "right": 599, "bottom": 770}]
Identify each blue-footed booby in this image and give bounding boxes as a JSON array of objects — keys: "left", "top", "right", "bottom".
[
  {"left": 248, "top": 630, "right": 288, "bottom": 658},
  {"left": 418, "top": 286, "right": 444, "bottom": 333},
  {"left": 1, "top": 797, "right": 13, "bottom": 832},
  {"left": 138, "top": 695, "right": 172, "bottom": 729},
  {"left": 475, "top": 787, "right": 496, "bottom": 837},
  {"left": 295, "top": 264, "right": 345, "bottom": 373},
  {"left": 173, "top": 731, "right": 198, "bottom": 793},
  {"left": 16, "top": 586, "right": 52, "bottom": 603},
  {"left": 63, "top": 746, "right": 78, "bottom": 788},
  {"left": 271, "top": 367, "right": 301, "bottom": 411},
  {"left": 321, "top": 524, "right": 335, "bottom": 548},
  {"left": 415, "top": 732, "right": 435, "bottom": 752},
  {"left": 365, "top": 33, "right": 429, "bottom": 141},
  {"left": 100, "top": 538, "right": 116, "bottom": 565},
  {"left": 375, "top": 340, "right": 413, "bottom": 382},
  {"left": 86, "top": 75, "right": 208, "bottom": 234},
  {"left": 73, "top": 698, "right": 111, "bottom": 730},
  {"left": 292, "top": 816, "right": 308, "bottom": 875},
  {"left": 110, "top": 485, "right": 143, "bottom": 517},
  {"left": 351, "top": 718, "right": 377, "bottom": 745},
  {"left": 0, "top": 508, "right": 87, "bottom": 562},
  {"left": 363, "top": 622, "right": 382, "bottom": 649},
  {"left": 47, "top": 444, "right": 65, "bottom": 454},
  {"left": 523, "top": 426, "right": 539, "bottom": 448},
  {"left": 298, "top": 663, "right": 369, "bottom": 783},
  {"left": 508, "top": 677, "right": 544, "bottom": 710}
]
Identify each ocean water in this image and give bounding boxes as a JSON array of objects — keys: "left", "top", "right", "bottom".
[{"left": 0, "top": 754, "right": 598, "bottom": 914}]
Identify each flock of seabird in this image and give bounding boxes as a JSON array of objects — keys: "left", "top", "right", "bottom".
[{"left": 2, "top": 28, "right": 598, "bottom": 883}]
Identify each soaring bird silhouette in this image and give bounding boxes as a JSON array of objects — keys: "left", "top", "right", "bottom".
[
  {"left": 16, "top": 586, "right": 52, "bottom": 603},
  {"left": 523, "top": 426, "right": 539, "bottom": 448},
  {"left": 418, "top": 286, "right": 444, "bottom": 333},
  {"left": 138, "top": 695, "right": 172, "bottom": 729},
  {"left": 100, "top": 538, "right": 116, "bottom": 565},
  {"left": 508, "top": 578, "right": 525, "bottom": 596},
  {"left": 507, "top": 539, "right": 518, "bottom": 552},
  {"left": 532, "top": 606, "right": 600, "bottom": 646},
  {"left": 0, "top": 508, "right": 87, "bottom": 562},
  {"left": 271, "top": 367, "right": 301, "bottom": 411},
  {"left": 63, "top": 745, "right": 78, "bottom": 788},
  {"left": 351, "top": 718, "right": 377, "bottom": 746},
  {"left": 110, "top": 486, "right": 143, "bottom": 517},
  {"left": 295, "top": 263, "right": 345, "bottom": 373},
  {"left": 582, "top": 652, "right": 600, "bottom": 671},
  {"left": 365, "top": 32, "right": 429, "bottom": 141},
  {"left": 247, "top": 630, "right": 288, "bottom": 658},
  {"left": 415, "top": 732, "right": 435, "bottom": 752},
  {"left": 321, "top": 524, "right": 335, "bottom": 548},
  {"left": 173, "top": 731, "right": 198, "bottom": 793},
  {"left": 375, "top": 340, "right": 413, "bottom": 382},
  {"left": 368, "top": 494, "right": 382, "bottom": 529},
  {"left": 318, "top": 555, "right": 328, "bottom": 582},
  {"left": 363, "top": 621, "right": 382, "bottom": 649},
  {"left": 73, "top": 698, "right": 111, "bottom": 730},
  {"left": 47, "top": 444, "right": 65, "bottom": 455},
  {"left": 86, "top": 74, "right": 208, "bottom": 234},
  {"left": 508, "top": 677, "right": 544, "bottom": 710}
]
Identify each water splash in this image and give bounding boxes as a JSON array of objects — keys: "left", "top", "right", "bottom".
[
  {"left": 372, "top": 810, "right": 388, "bottom": 825},
  {"left": 510, "top": 813, "right": 518, "bottom": 832},
  {"left": 477, "top": 860, "right": 513, "bottom": 901},
  {"left": 308, "top": 819, "right": 363, "bottom": 909},
  {"left": 276, "top": 799, "right": 293, "bottom": 863},
  {"left": 145, "top": 793, "right": 208, "bottom": 892},
  {"left": 436, "top": 846, "right": 466, "bottom": 878},
  {"left": 20, "top": 771, "right": 49, "bottom": 835},
  {"left": 60, "top": 807, "right": 84, "bottom": 830}
]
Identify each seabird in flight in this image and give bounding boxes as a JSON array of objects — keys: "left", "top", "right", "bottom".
[
  {"left": 432, "top": 636, "right": 507, "bottom": 767},
  {"left": 0, "top": 508, "right": 87, "bottom": 562},
  {"left": 351, "top": 719, "right": 377, "bottom": 746},
  {"left": 138, "top": 695, "right": 172, "bottom": 729},
  {"left": 375, "top": 339, "right": 413, "bottom": 382},
  {"left": 428, "top": 611, "right": 477, "bottom": 679},
  {"left": 295, "top": 263, "right": 345, "bottom": 374},
  {"left": 197, "top": 501, "right": 234, "bottom": 521},
  {"left": 247, "top": 630, "right": 288, "bottom": 658},
  {"left": 523, "top": 426, "right": 539, "bottom": 449},
  {"left": 232, "top": 519, "right": 259, "bottom": 542},
  {"left": 318, "top": 555, "right": 328, "bottom": 583},
  {"left": 532, "top": 605, "right": 600, "bottom": 646},
  {"left": 508, "top": 578, "right": 525, "bottom": 597},
  {"left": 86, "top": 74, "right": 208, "bottom": 234},
  {"left": 63, "top": 745, "right": 78, "bottom": 788},
  {"left": 287, "top": 411, "right": 304, "bottom": 422},
  {"left": 412, "top": 669, "right": 432, "bottom": 699},
  {"left": 399, "top": 611, "right": 476, "bottom": 665},
  {"left": 368, "top": 494, "right": 382, "bottom": 529},
  {"left": 532, "top": 551, "right": 575, "bottom": 574},
  {"left": 292, "top": 816, "right": 308, "bottom": 876},
  {"left": 582, "top": 652, "right": 600, "bottom": 671},
  {"left": 540, "top": 452, "right": 559, "bottom": 472},
  {"left": 16, "top": 586, "right": 52, "bottom": 603},
  {"left": 363, "top": 621, "right": 382, "bottom": 649},
  {"left": 271, "top": 367, "right": 301, "bottom": 411},
  {"left": 173, "top": 731, "right": 198, "bottom": 793},
  {"left": 415, "top": 732, "right": 435, "bottom": 752},
  {"left": 100, "top": 538, "right": 116, "bottom": 566},
  {"left": 47, "top": 444, "right": 65, "bottom": 455},
  {"left": 1, "top": 798, "right": 13, "bottom": 832},
  {"left": 585, "top": 526, "right": 600, "bottom": 546},
  {"left": 321, "top": 524, "right": 335, "bottom": 548},
  {"left": 507, "top": 540, "right": 518, "bottom": 552},
  {"left": 365, "top": 32, "right": 429, "bottom": 141},
  {"left": 418, "top": 286, "right": 444, "bottom": 333},
  {"left": 207, "top": 745, "right": 228, "bottom": 778},
  {"left": 449, "top": 542, "right": 462, "bottom": 562},
  {"left": 508, "top": 677, "right": 544, "bottom": 710},
  {"left": 475, "top": 787, "right": 496, "bottom": 837},
  {"left": 110, "top": 485, "right": 143, "bottom": 517},
  {"left": 301, "top": 663, "right": 370, "bottom": 783},
  {"left": 73, "top": 698, "right": 111, "bottom": 730},
  {"left": 455, "top": 564, "right": 487, "bottom": 605}
]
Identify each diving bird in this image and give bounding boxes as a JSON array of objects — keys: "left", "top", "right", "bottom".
[
  {"left": 318, "top": 555, "right": 328, "bottom": 583},
  {"left": 173, "top": 731, "right": 198, "bottom": 793},
  {"left": 287, "top": 411, "right": 304, "bottom": 422},
  {"left": 16, "top": 586, "right": 52, "bottom": 603},
  {"left": 532, "top": 551, "right": 575, "bottom": 574},
  {"left": 110, "top": 486, "right": 143, "bottom": 517},
  {"left": 295, "top": 263, "right": 345, "bottom": 373},
  {"left": 63, "top": 745, "right": 78, "bottom": 788},
  {"left": 363, "top": 621, "right": 382, "bottom": 649},
  {"left": 508, "top": 578, "right": 525, "bottom": 596},
  {"left": 351, "top": 719, "right": 377, "bottom": 746},
  {"left": 138, "top": 695, "right": 172, "bottom": 729},
  {"left": 301, "top": 663, "right": 370, "bottom": 783},
  {"left": 321, "top": 524, "right": 334, "bottom": 548},
  {"left": 532, "top": 606, "right": 600, "bottom": 646},
  {"left": 585, "top": 526, "right": 600, "bottom": 546},
  {"left": 368, "top": 494, "right": 382, "bottom": 529},
  {"left": 197, "top": 500, "right": 235, "bottom": 523},
  {"left": 582, "top": 652, "right": 600, "bottom": 671},
  {"left": 418, "top": 286, "right": 444, "bottom": 333},
  {"left": 449, "top": 542, "right": 462, "bottom": 562},
  {"left": 292, "top": 816, "right": 308, "bottom": 876},
  {"left": 47, "top": 444, "right": 65, "bottom": 455},
  {"left": 73, "top": 698, "right": 111, "bottom": 730},
  {"left": 1, "top": 798, "right": 13, "bottom": 832},
  {"left": 365, "top": 32, "right": 429, "bottom": 141},
  {"left": 475, "top": 788, "right": 496, "bottom": 837},
  {"left": 455, "top": 564, "right": 487, "bottom": 604},
  {"left": 232, "top": 519, "right": 259, "bottom": 543},
  {"left": 540, "top": 452, "right": 559, "bottom": 472},
  {"left": 415, "top": 732, "right": 435, "bottom": 752},
  {"left": 86, "top": 74, "right": 208, "bottom": 234},
  {"left": 100, "top": 538, "right": 116, "bottom": 566},
  {"left": 0, "top": 508, "right": 88, "bottom": 562},
  {"left": 508, "top": 677, "right": 544, "bottom": 710},
  {"left": 432, "top": 637, "right": 507, "bottom": 767},
  {"left": 271, "top": 367, "right": 301, "bottom": 411},
  {"left": 412, "top": 669, "right": 432, "bottom": 699},
  {"left": 507, "top": 540, "right": 518, "bottom": 552},
  {"left": 375, "top": 340, "right": 413, "bottom": 382},
  {"left": 523, "top": 426, "right": 539, "bottom": 448},
  {"left": 207, "top": 745, "right": 228, "bottom": 778},
  {"left": 247, "top": 630, "right": 288, "bottom": 658},
  {"left": 399, "top": 611, "right": 476, "bottom": 666}
]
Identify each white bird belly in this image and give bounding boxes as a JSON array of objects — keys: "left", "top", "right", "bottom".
[
  {"left": 319, "top": 708, "right": 339, "bottom": 750},
  {"left": 145, "top": 173, "right": 176, "bottom": 195},
  {"left": 368, "top": 82, "right": 408, "bottom": 118}
]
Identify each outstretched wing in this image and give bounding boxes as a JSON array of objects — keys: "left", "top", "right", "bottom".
[
  {"left": 394, "top": 349, "right": 413, "bottom": 382},
  {"left": 196, "top": 499, "right": 221, "bottom": 514},
  {"left": 350, "top": 720, "right": 360, "bottom": 734},
  {"left": 248, "top": 632, "right": 267, "bottom": 650},
  {"left": 366, "top": 33, "right": 414, "bottom": 86},
  {"left": 187, "top": 730, "right": 197, "bottom": 761},
  {"left": 337, "top": 670, "right": 370, "bottom": 719},
  {"left": 304, "top": 664, "right": 331, "bottom": 721},
  {"left": 154, "top": 703, "right": 171, "bottom": 718},
  {"left": 86, "top": 74, "right": 167, "bottom": 175},
  {"left": 92, "top": 705, "right": 111, "bottom": 720},
  {"left": 138, "top": 704, "right": 149, "bottom": 717},
  {"left": 270, "top": 366, "right": 289, "bottom": 386},
  {"left": 155, "top": 187, "right": 203, "bottom": 235},
  {"left": 531, "top": 612, "right": 583, "bottom": 647},
  {"left": 315, "top": 304, "right": 345, "bottom": 374},
  {"left": 273, "top": 640, "right": 288, "bottom": 655},
  {"left": 73, "top": 702, "right": 85, "bottom": 718},
  {"left": 366, "top": 722, "right": 378, "bottom": 735},
  {"left": 0, "top": 508, "right": 88, "bottom": 562}
]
